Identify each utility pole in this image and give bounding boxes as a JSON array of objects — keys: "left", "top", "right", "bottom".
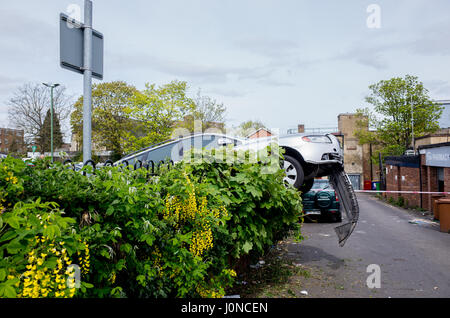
[
  {"left": 83, "top": 0, "right": 93, "bottom": 163},
  {"left": 411, "top": 95, "right": 415, "bottom": 153},
  {"left": 43, "top": 83, "right": 60, "bottom": 163}
]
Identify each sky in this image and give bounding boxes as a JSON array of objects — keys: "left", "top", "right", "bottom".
[{"left": 1, "top": 0, "right": 450, "bottom": 139}]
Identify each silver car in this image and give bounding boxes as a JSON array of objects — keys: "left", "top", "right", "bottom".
[{"left": 234, "top": 133, "right": 343, "bottom": 193}]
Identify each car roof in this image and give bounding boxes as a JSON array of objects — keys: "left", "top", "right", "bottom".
[{"left": 119, "top": 133, "right": 245, "bottom": 161}]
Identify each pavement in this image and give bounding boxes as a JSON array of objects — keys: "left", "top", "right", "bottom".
[{"left": 279, "top": 193, "right": 450, "bottom": 298}]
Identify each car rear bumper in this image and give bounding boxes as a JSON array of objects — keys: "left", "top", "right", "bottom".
[{"left": 303, "top": 208, "right": 339, "bottom": 216}]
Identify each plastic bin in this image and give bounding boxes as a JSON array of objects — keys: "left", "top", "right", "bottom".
[
  {"left": 432, "top": 194, "right": 445, "bottom": 220},
  {"left": 372, "top": 182, "right": 381, "bottom": 192},
  {"left": 437, "top": 199, "right": 450, "bottom": 233}
]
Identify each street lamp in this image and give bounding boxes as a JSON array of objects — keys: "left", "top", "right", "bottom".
[
  {"left": 42, "top": 83, "right": 60, "bottom": 162},
  {"left": 410, "top": 95, "right": 415, "bottom": 153}
]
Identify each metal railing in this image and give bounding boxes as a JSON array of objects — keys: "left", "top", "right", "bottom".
[{"left": 62, "top": 158, "right": 174, "bottom": 177}]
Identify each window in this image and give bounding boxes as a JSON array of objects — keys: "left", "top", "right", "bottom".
[
  {"left": 437, "top": 168, "right": 445, "bottom": 193},
  {"left": 145, "top": 142, "right": 177, "bottom": 164}
]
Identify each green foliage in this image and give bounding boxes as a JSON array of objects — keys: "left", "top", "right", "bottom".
[
  {"left": 38, "top": 109, "right": 64, "bottom": 153},
  {"left": 70, "top": 81, "right": 138, "bottom": 160},
  {"left": 0, "top": 146, "right": 303, "bottom": 298},
  {"left": 235, "top": 120, "right": 267, "bottom": 137},
  {"left": 178, "top": 90, "right": 227, "bottom": 133},
  {"left": 122, "top": 80, "right": 195, "bottom": 153},
  {"left": 355, "top": 75, "right": 443, "bottom": 157}
]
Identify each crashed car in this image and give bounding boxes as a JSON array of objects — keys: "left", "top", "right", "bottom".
[{"left": 116, "top": 132, "right": 359, "bottom": 246}]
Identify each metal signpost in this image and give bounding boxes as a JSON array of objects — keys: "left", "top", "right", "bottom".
[
  {"left": 60, "top": 0, "right": 103, "bottom": 162},
  {"left": 43, "top": 83, "right": 60, "bottom": 163}
]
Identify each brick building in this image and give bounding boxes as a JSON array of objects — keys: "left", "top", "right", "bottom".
[
  {"left": 247, "top": 128, "right": 273, "bottom": 139},
  {"left": 385, "top": 142, "right": 450, "bottom": 213},
  {"left": 0, "top": 128, "right": 25, "bottom": 154}
]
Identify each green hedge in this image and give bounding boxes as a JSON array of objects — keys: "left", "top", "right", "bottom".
[{"left": 0, "top": 147, "right": 302, "bottom": 298}]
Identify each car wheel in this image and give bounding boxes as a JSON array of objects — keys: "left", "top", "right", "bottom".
[
  {"left": 299, "top": 178, "right": 314, "bottom": 194},
  {"left": 282, "top": 155, "right": 305, "bottom": 190}
]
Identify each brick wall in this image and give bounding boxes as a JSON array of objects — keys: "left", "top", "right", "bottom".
[
  {"left": 385, "top": 164, "right": 421, "bottom": 208},
  {"left": 398, "top": 166, "right": 421, "bottom": 208}
]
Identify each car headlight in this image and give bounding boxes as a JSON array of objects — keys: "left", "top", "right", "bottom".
[{"left": 301, "top": 135, "right": 332, "bottom": 143}]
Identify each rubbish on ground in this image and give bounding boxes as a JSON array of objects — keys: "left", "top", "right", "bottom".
[{"left": 408, "top": 219, "right": 439, "bottom": 226}]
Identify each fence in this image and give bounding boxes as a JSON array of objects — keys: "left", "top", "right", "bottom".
[{"left": 61, "top": 158, "right": 175, "bottom": 177}]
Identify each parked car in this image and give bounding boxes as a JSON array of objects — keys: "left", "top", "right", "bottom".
[
  {"left": 302, "top": 178, "right": 341, "bottom": 222},
  {"left": 0, "top": 153, "right": 6, "bottom": 160},
  {"left": 115, "top": 133, "right": 244, "bottom": 168}
]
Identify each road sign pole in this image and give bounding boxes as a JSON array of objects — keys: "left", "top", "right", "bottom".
[
  {"left": 50, "top": 86, "right": 54, "bottom": 163},
  {"left": 82, "top": 0, "right": 93, "bottom": 163}
]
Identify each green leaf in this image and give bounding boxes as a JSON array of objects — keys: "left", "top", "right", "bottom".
[
  {"left": 0, "top": 284, "right": 16, "bottom": 298},
  {"left": 106, "top": 206, "right": 115, "bottom": 216},
  {"left": 0, "top": 230, "right": 18, "bottom": 243},
  {"left": 6, "top": 240, "right": 23, "bottom": 254},
  {"left": 242, "top": 241, "right": 253, "bottom": 254},
  {"left": 0, "top": 268, "right": 6, "bottom": 281},
  {"left": 6, "top": 216, "right": 20, "bottom": 229}
]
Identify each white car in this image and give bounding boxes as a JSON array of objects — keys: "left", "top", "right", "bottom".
[{"left": 116, "top": 132, "right": 358, "bottom": 246}]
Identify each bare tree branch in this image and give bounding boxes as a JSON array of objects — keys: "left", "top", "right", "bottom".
[{"left": 7, "top": 82, "right": 72, "bottom": 147}]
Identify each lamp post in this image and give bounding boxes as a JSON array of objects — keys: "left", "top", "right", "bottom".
[
  {"left": 411, "top": 95, "right": 415, "bottom": 153},
  {"left": 42, "top": 83, "right": 60, "bottom": 162}
]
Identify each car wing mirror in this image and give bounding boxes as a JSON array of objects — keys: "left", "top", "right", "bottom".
[{"left": 217, "top": 138, "right": 234, "bottom": 146}]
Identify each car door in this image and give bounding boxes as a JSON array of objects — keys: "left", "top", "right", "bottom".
[{"left": 144, "top": 141, "right": 178, "bottom": 166}]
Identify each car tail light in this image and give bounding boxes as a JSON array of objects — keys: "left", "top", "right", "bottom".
[
  {"left": 302, "top": 135, "right": 332, "bottom": 143},
  {"left": 335, "top": 192, "right": 339, "bottom": 201}
]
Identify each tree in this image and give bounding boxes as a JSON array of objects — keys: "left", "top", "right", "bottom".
[
  {"left": 235, "top": 120, "right": 267, "bottom": 137},
  {"left": 8, "top": 83, "right": 72, "bottom": 149},
  {"left": 355, "top": 75, "right": 443, "bottom": 157},
  {"left": 70, "top": 81, "right": 138, "bottom": 161},
  {"left": 179, "top": 89, "right": 226, "bottom": 132},
  {"left": 38, "top": 109, "right": 64, "bottom": 153},
  {"left": 122, "top": 80, "right": 195, "bottom": 153}
]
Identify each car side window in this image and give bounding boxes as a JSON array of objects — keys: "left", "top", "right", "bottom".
[
  {"left": 145, "top": 142, "right": 176, "bottom": 164},
  {"left": 202, "top": 135, "right": 217, "bottom": 149}
]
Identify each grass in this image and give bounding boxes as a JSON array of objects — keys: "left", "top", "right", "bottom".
[{"left": 228, "top": 242, "right": 312, "bottom": 298}]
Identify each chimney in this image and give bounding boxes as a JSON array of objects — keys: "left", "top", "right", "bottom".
[{"left": 297, "top": 124, "right": 305, "bottom": 133}]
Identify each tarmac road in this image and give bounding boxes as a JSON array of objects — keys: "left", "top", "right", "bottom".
[{"left": 284, "top": 193, "right": 450, "bottom": 298}]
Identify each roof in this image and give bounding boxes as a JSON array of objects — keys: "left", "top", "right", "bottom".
[
  {"left": 246, "top": 128, "right": 272, "bottom": 138},
  {"left": 417, "top": 141, "right": 450, "bottom": 150},
  {"left": 385, "top": 155, "right": 420, "bottom": 168}
]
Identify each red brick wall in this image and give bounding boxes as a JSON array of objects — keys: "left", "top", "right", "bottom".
[
  {"left": 398, "top": 166, "right": 421, "bottom": 208},
  {"left": 385, "top": 164, "right": 421, "bottom": 208},
  {"left": 385, "top": 156, "right": 450, "bottom": 212}
]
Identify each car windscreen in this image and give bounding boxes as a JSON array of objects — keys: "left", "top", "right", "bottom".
[{"left": 312, "top": 180, "right": 333, "bottom": 190}]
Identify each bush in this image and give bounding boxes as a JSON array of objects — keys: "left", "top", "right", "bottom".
[{"left": 0, "top": 146, "right": 302, "bottom": 298}]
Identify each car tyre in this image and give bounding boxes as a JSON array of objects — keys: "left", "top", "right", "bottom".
[
  {"left": 282, "top": 155, "right": 305, "bottom": 190},
  {"left": 299, "top": 178, "right": 314, "bottom": 194}
]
